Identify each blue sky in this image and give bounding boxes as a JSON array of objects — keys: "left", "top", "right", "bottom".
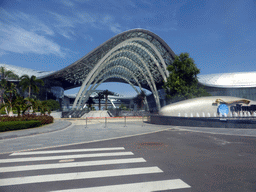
[{"left": 0, "top": 0, "right": 256, "bottom": 96}]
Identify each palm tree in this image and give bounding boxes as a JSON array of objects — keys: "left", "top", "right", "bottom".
[
  {"left": 25, "top": 97, "right": 41, "bottom": 114},
  {"left": 102, "top": 90, "right": 114, "bottom": 110},
  {"left": 95, "top": 92, "right": 104, "bottom": 110},
  {"left": 0, "top": 66, "right": 19, "bottom": 81},
  {"left": 134, "top": 90, "right": 146, "bottom": 109},
  {"left": 1, "top": 81, "right": 19, "bottom": 116},
  {"left": 40, "top": 100, "right": 51, "bottom": 115},
  {"left": 19, "top": 75, "right": 44, "bottom": 98},
  {"left": 86, "top": 97, "right": 95, "bottom": 110},
  {"left": 0, "top": 66, "right": 19, "bottom": 106},
  {"left": 19, "top": 75, "right": 44, "bottom": 113},
  {"left": 14, "top": 96, "right": 31, "bottom": 117}
]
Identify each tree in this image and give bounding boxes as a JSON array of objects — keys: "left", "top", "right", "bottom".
[
  {"left": 1, "top": 81, "right": 19, "bottom": 116},
  {"left": 44, "top": 99, "right": 60, "bottom": 111},
  {"left": 40, "top": 100, "right": 51, "bottom": 115},
  {"left": 86, "top": 97, "right": 95, "bottom": 110},
  {"left": 102, "top": 90, "right": 114, "bottom": 110},
  {"left": 19, "top": 75, "right": 44, "bottom": 112},
  {"left": 119, "top": 104, "right": 128, "bottom": 110},
  {"left": 133, "top": 91, "right": 146, "bottom": 109},
  {"left": 0, "top": 66, "right": 19, "bottom": 106},
  {"left": 163, "top": 53, "right": 210, "bottom": 102},
  {"left": 19, "top": 75, "right": 44, "bottom": 98},
  {"left": 0, "top": 66, "right": 19, "bottom": 81},
  {"left": 95, "top": 92, "right": 104, "bottom": 110},
  {"left": 14, "top": 96, "right": 31, "bottom": 117}
]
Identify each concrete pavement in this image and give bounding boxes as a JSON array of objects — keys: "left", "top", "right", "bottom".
[
  {"left": 0, "top": 118, "right": 171, "bottom": 154},
  {"left": 173, "top": 125, "right": 256, "bottom": 137},
  {"left": 1, "top": 117, "right": 256, "bottom": 154},
  {"left": 1, "top": 124, "right": 256, "bottom": 191},
  {"left": 0, "top": 120, "right": 71, "bottom": 140}
]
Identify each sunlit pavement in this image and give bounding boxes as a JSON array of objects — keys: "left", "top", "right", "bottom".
[
  {"left": 1, "top": 118, "right": 256, "bottom": 154},
  {"left": 0, "top": 119, "right": 171, "bottom": 154},
  {"left": 172, "top": 125, "right": 256, "bottom": 137},
  {"left": 0, "top": 122, "right": 256, "bottom": 191}
]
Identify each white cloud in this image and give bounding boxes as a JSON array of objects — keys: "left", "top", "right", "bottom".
[
  {"left": 101, "top": 15, "right": 122, "bottom": 33},
  {"left": 33, "top": 23, "right": 55, "bottom": 36},
  {"left": 0, "top": 25, "right": 65, "bottom": 57},
  {"left": 1, "top": 8, "right": 56, "bottom": 37},
  {"left": 50, "top": 10, "right": 123, "bottom": 37},
  {"left": 60, "top": 0, "right": 89, "bottom": 7},
  {"left": 62, "top": 0, "right": 75, "bottom": 7},
  {"left": 110, "top": 23, "right": 122, "bottom": 33},
  {"left": 49, "top": 12, "right": 76, "bottom": 28},
  {"left": 146, "top": 26, "right": 177, "bottom": 32},
  {"left": 84, "top": 34, "right": 93, "bottom": 42},
  {"left": 0, "top": 4, "right": 123, "bottom": 58},
  {"left": 0, "top": 9, "right": 67, "bottom": 57}
]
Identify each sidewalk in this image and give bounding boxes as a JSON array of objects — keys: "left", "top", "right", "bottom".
[
  {"left": 173, "top": 126, "right": 256, "bottom": 137},
  {"left": 0, "top": 120, "right": 72, "bottom": 140},
  {"left": 1, "top": 118, "right": 256, "bottom": 154},
  {"left": 0, "top": 117, "right": 146, "bottom": 141}
]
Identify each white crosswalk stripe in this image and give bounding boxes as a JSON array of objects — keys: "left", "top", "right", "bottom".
[
  {"left": 51, "top": 179, "right": 190, "bottom": 192},
  {"left": 0, "top": 158, "right": 146, "bottom": 173},
  {"left": 10, "top": 147, "right": 125, "bottom": 156},
  {"left": 0, "top": 167, "right": 162, "bottom": 186},
  {"left": 0, "top": 147, "right": 191, "bottom": 191},
  {"left": 0, "top": 151, "right": 134, "bottom": 163}
]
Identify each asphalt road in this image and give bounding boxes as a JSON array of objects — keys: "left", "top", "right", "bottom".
[{"left": 0, "top": 120, "right": 256, "bottom": 191}]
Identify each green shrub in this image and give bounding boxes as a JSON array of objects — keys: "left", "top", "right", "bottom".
[
  {"left": 0, "top": 108, "right": 6, "bottom": 115},
  {"left": 0, "top": 121, "right": 42, "bottom": 132},
  {"left": 0, "top": 114, "right": 54, "bottom": 125},
  {"left": 43, "top": 99, "right": 60, "bottom": 111}
]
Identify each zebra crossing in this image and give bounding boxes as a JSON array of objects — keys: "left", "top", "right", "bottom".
[{"left": 0, "top": 147, "right": 191, "bottom": 191}]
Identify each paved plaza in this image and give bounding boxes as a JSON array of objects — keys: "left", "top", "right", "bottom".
[
  {"left": 1, "top": 118, "right": 256, "bottom": 191},
  {"left": 1, "top": 118, "right": 256, "bottom": 154},
  {"left": 0, "top": 118, "right": 170, "bottom": 154}
]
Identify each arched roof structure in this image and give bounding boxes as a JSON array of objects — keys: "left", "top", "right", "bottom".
[
  {"left": 43, "top": 29, "right": 176, "bottom": 110},
  {"left": 198, "top": 72, "right": 256, "bottom": 88},
  {"left": 1, "top": 29, "right": 176, "bottom": 111}
]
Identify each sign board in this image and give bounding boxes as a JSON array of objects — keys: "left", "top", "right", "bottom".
[{"left": 218, "top": 104, "right": 229, "bottom": 115}]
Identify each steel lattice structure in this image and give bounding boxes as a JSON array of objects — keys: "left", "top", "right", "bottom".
[
  {"left": 1, "top": 29, "right": 176, "bottom": 111},
  {"left": 3, "top": 29, "right": 256, "bottom": 113},
  {"left": 45, "top": 29, "right": 176, "bottom": 110}
]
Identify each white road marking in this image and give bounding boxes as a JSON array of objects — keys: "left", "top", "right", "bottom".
[
  {"left": 0, "top": 152, "right": 133, "bottom": 163},
  {"left": 51, "top": 179, "right": 191, "bottom": 192},
  {"left": 0, "top": 158, "right": 146, "bottom": 173},
  {"left": 10, "top": 147, "right": 125, "bottom": 156},
  {"left": 0, "top": 167, "right": 162, "bottom": 186},
  {"left": 59, "top": 159, "right": 75, "bottom": 163}
]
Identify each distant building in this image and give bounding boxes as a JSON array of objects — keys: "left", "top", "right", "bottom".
[
  {"left": 160, "top": 96, "right": 256, "bottom": 117},
  {"left": 198, "top": 72, "right": 256, "bottom": 101}
]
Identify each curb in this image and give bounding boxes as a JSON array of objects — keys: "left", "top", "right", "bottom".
[{"left": 0, "top": 120, "right": 72, "bottom": 140}]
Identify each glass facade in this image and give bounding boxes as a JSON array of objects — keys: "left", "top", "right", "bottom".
[{"left": 205, "top": 87, "right": 256, "bottom": 101}]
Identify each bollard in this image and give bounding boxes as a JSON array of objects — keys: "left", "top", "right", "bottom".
[
  {"left": 124, "top": 116, "right": 127, "bottom": 127},
  {"left": 85, "top": 117, "right": 87, "bottom": 128},
  {"left": 104, "top": 117, "right": 107, "bottom": 128},
  {"left": 142, "top": 116, "right": 144, "bottom": 127}
]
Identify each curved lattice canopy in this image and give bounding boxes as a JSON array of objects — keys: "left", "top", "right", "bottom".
[{"left": 42, "top": 29, "right": 176, "bottom": 110}]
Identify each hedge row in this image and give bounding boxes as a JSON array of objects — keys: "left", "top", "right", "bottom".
[
  {"left": 0, "top": 121, "right": 42, "bottom": 132},
  {"left": 0, "top": 114, "right": 54, "bottom": 125}
]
